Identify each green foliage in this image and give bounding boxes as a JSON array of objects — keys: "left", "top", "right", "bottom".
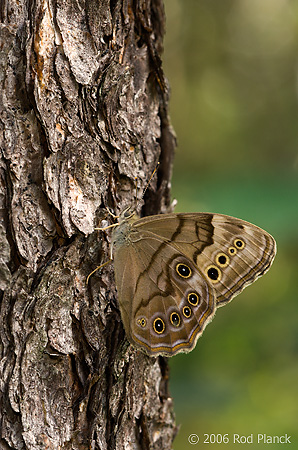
[{"left": 163, "top": 1, "right": 298, "bottom": 448}]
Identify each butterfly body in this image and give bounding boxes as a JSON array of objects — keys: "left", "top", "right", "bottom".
[{"left": 110, "top": 212, "right": 276, "bottom": 357}]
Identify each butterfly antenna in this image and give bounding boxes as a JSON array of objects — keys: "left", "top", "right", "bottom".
[
  {"left": 136, "top": 162, "right": 159, "bottom": 210},
  {"left": 134, "top": 176, "right": 138, "bottom": 210}
]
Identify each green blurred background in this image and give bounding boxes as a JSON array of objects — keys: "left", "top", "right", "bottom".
[{"left": 163, "top": 0, "right": 298, "bottom": 448}]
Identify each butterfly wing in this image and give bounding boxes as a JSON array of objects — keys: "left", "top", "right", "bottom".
[
  {"left": 138, "top": 213, "right": 276, "bottom": 306},
  {"left": 112, "top": 213, "right": 276, "bottom": 357},
  {"left": 113, "top": 219, "right": 216, "bottom": 357},
  {"left": 133, "top": 213, "right": 276, "bottom": 306}
]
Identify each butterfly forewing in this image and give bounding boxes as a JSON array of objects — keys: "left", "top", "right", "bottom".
[{"left": 134, "top": 213, "right": 276, "bottom": 306}]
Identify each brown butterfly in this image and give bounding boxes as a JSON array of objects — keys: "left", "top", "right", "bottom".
[{"left": 103, "top": 208, "right": 276, "bottom": 357}]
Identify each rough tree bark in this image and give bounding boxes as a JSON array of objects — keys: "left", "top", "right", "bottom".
[{"left": 0, "top": 1, "right": 177, "bottom": 449}]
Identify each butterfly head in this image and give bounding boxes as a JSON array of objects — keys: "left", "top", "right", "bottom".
[{"left": 118, "top": 206, "right": 139, "bottom": 224}]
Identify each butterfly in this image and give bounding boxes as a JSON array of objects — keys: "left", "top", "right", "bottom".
[{"left": 92, "top": 206, "right": 276, "bottom": 357}]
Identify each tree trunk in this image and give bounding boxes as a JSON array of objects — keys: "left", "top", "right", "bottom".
[{"left": 0, "top": 1, "right": 177, "bottom": 449}]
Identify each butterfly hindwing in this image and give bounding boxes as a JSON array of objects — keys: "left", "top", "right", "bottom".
[{"left": 113, "top": 230, "right": 216, "bottom": 356}]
